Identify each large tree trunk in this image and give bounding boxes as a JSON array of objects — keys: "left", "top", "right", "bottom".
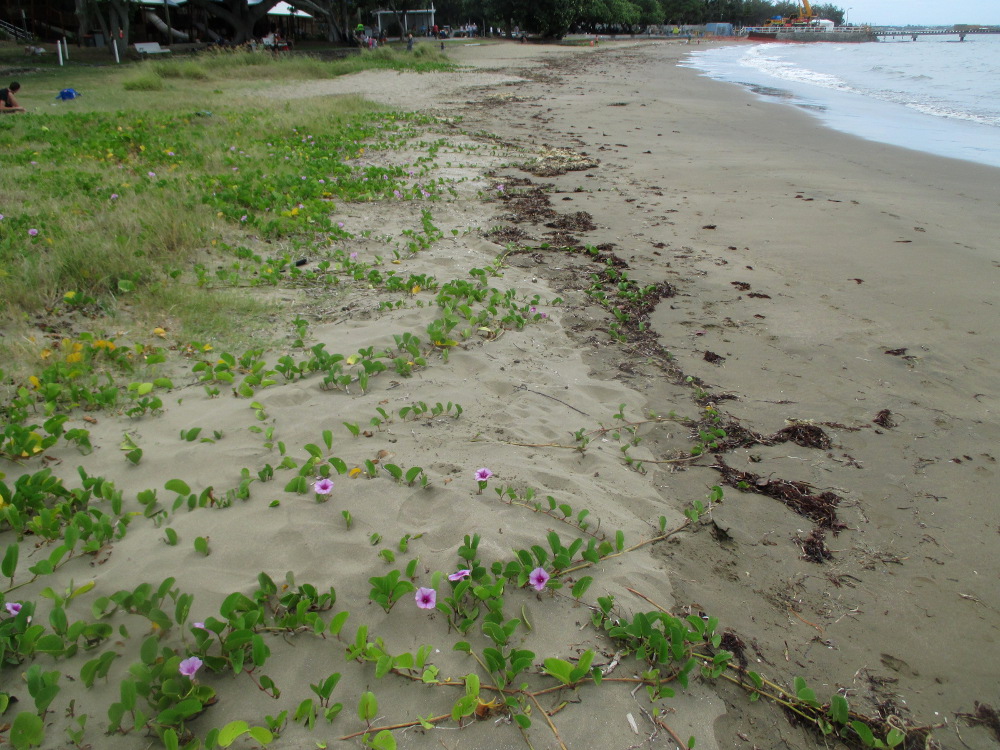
[
  {"left": 189, "top": 0, "right": 281, "bottom": 44},
  {"left": 284, "top": 0, "right": 352, "bottom": 42}
]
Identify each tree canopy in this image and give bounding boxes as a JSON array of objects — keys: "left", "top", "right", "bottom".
[{"left": 53, "top": 0, "right": 845, "bottom": 47}]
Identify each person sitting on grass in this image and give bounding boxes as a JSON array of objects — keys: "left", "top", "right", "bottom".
[{"left": 0, "top": 82, "right": 25, "bottom": 114}]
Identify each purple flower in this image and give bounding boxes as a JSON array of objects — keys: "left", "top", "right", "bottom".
[
  {"left": 110, "top": 194, "right": 119, "bottom": 201},
  {"left": 530, "top": 306, "right": 537, "bottom": 313},
  {"left": 192, "top": 621, "right": 207, "bottom": 631},
  {"left": 167, "top": 151, "right": 175, "bottom": 156},
  {"left": 147, "top": 171, "right": 156, "bottom": 178},
  {"left": 337, "top": 222, "right": 345, "bottom": 228},
  {"left": 4, "top": 602, "right": 22, "bottom": 616},
  {"left": 448, "top": 569, "right": 471, "bottom": 581},
  {"left": 393, "top": 190, "right": 401, "bottom": 198},
  {"left": 474, "top": 468, "right": 493, "bottom": 482},
  {"left": 0, "top": 214, "right": 4, "bottom": 220},
  {"left": 30, "top": 160, "right": 38, "bottom": 165},
  {"left": 528, "top": 567, "right": 550, "bottom": 591},
  {"left": 415, "top": 587, "right": 436, "bottom": 609},
  {"left": 313, "top": 478, "right": 334, "bottom": 495},
  {"left": 497, "top": 184, "right": 505, "bottom": 192},
  {"left": 27, "top": 228, "right": 38, "bottom": 237},
  {"left": 349, "top": 252, "right": 358, "bottom": 260},
  {"left": 240, "top": 215, "right": 248, "bottom": 222},
  {"left": 179, "top": 656, "right": 203, "bottom": 677}
]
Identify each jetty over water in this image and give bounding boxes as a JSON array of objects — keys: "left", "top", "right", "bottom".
[{"left": 873, "top": 27, "right": 1000, "bottom": 41}]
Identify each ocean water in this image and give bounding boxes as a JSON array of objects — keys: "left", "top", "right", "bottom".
[{"left": 681, "top": 34, "right": 1000, "bottom": 168}]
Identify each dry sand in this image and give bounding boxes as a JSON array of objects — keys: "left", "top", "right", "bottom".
[{"left": 8, "top": 40, "right": 999, "bottom": 750}]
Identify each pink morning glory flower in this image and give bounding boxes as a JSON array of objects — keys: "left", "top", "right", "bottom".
[
  {"left": 110, "top": 194, "right": 119, "bottom": 200},
  {"left": 528, "top": 567, "right": 550, "bottom": 591},
  {"left": 448, "top": 570, "right": 471, "bottom": 581},
  {"left": 415, "top": 587, "right": 436, "bottom": 609},
  {"left": 349, "top": 252, "right": 358, "bottom": 260},
  {"left": 337, "top": 222, "right": 345, "bottom": 228},
  {"left": 179, "top": 656, "right": 203, "bottom": 677},
  {"left": 313, "top": 478, "right": 334, "bottom": 495},
  {"left": 192, "top": 621, "right": 207, "bottom": 630},
  {"left": 147, "top": 171, "right": 156, "bottom": 178},
  {"left": 497, "top": 184, "right": 505, "bottom": 192},
  {"left": 240, "top": 215, "right": 247, "bottom": 222},
  {"left": 0, "top": 214, "right": 4, "bottom": 220},
  {"left": 474, "top": 468, "right": 493, "bottom": 482},
  {"left": 28, "top": 229, "right": 38, "bottom": 237},
  {"left": 5, "top": 602, "right": 22, "bottom": 616}
]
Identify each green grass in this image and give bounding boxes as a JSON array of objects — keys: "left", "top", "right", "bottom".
[{"left": 0, "top": 42, "right": 450, "bottom": 379}]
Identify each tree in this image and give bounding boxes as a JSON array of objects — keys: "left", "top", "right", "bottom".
[
  {"left": 75, "top": 0, "right": 134, "bottom": 51},
  {"left": 522, "top": 0, "right": 583, "bottom": 38},
  {"left": 187, "top": 0, "right": 282, "bottom": 43},
  {"left": 810, "top": 3, "right": 845, "bottom": 23},
  {"left": 285, "top": 0, "right": 356, "bottom": 41}
]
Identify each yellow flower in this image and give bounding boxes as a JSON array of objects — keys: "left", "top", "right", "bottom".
[
  {"left": 64, "top": 291, "right": 77, "bottom": 300},
  {"left": 153, "top": 327, "right": 167, "bottom": 338},
  {"left": 66, "top": 352, "right": 84, "bottom": 364},
  {"left": 28, "top": 375, "right": 41, "bottom": 390},
  {"left": 411, "top": 285, "right": 421, "bottom": 294},
  {"left": 40, "top": 349, "right": 51, "bottom": 360}
]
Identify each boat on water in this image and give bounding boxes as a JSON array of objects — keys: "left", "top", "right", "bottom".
[
  {"left": 744, "top": 24, "right": 877, "bottom": 42},
  {"left": 743, "top": 0, "right": 876, "bottom": 42}
]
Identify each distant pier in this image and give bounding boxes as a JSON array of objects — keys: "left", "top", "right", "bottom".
[{"left": 873, "top": 28, "right": 1000, "bottom": 42}]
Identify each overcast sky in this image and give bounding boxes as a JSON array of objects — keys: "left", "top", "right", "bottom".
[{"left": 845, "top": 0, "right": 1000, "bottom": 26}]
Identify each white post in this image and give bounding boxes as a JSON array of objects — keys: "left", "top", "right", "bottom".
[
  {"left": 57, "top": 41, "right": 63, "bottom": 66},
  {"left": 113, "top": 39, "right": 120, "bottom": 63}
]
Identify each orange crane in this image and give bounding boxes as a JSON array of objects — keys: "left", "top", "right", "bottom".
[{"left": 764, "top": 0, "right": 818, "bottom": 26}]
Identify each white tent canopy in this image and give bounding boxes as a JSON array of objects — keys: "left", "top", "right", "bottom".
[{"left": 268, "top": 2, "right": 312, "bottom": 17}]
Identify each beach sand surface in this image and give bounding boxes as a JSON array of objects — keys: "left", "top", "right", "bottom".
[{"left": 6, "top": 39, "right": 999, "bottom": 750}]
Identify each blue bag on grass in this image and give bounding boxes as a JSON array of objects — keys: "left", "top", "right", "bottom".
[{"left": 56, "top": 89, "right": 80, "bottom": 100}]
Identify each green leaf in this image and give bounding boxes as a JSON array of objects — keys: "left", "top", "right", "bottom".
[
  {"left": 165, "top": 479, "right": 191, "bottom": 495},
  {"left": 1, "top": 543, "right": 18, "bottom": 579},
  {"left": 217, "top": 720, "right": 249, "bottom": 747},
  {"left": 571, "top": 576, "right": 593, "bottom": 599},
  {"left": 829, "top": 694, "right": 849, "bottom": 725},
  {"left": 357, "top": 691, "right": 378, "bottom": 722},
  {"left": 542, "top": 658, "right": 574, "bottom": 685},
  {"left": 194, "top": 537, "right": 210, "bottom": 556},
  {"left": 851, "top": 720, "right": 877, "bottom": 748},
  {"left": 10, "top": 712, "right": 45, "bottom": 749},
  {"left": 370, "top": 730, "right": 397, "bottom": 750},
  {"left": 248, "top": 726, "right": 274, "bottom": 745}
]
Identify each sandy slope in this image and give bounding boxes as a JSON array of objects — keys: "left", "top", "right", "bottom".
[{"left": 5, "top": 39, "right": 999, "bottom": 750}]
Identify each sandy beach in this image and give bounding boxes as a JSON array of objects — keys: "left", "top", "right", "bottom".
[{"left": 5, "top": 39, "right": 999, "bottom": 750}]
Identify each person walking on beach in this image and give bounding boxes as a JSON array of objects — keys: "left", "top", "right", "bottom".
[{"left": 0, "top": 82, "right": 25, "bottom": 113}]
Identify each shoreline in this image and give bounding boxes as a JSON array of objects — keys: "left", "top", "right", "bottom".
[
  {"left": 445, "top": 39, "right": 1000, "bottom": 747},
  {"left": 679, "top": 37, "right": 1000, "bottom": 169}
]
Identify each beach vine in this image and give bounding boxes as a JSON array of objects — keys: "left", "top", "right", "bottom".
[{"left": 0, "top": 56, "right": 940, "bottom": 750}]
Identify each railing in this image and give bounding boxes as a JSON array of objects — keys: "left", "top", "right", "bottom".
[{"left": 0, "top": 17, "right": 31, "bottom": 40}]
